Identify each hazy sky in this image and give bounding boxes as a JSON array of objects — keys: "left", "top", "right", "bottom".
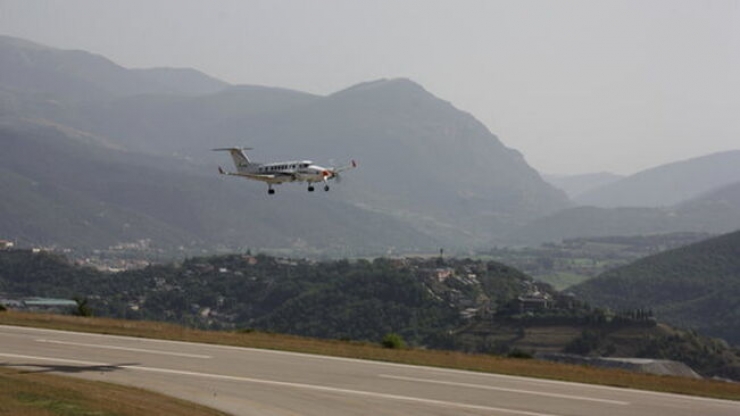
[{"left": 2, "top": 0, "right": 739, "bottom": 175}]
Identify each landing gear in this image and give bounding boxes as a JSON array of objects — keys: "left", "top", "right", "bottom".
[
  {"left": 268, "top": 185, "right": 275, "bottom": 195},
  {"left": 324, "top": 185, "right": 330, "bottom": 192},
  {"left": 307, "top": 185, "right": 315, "bottom": 192}
]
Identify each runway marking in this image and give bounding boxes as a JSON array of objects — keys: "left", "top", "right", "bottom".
[
  {"left": 1, "top": 353, "right": 562, "bottom": 416},
  {"left": 378, "top": 374, "right": 630, "bottom": 406},
  {"left": 4, "top": 326, "right": 740, "bottom": 408},
  {"left": 34, "top": 339, "right": 212, "bottom": 359}
]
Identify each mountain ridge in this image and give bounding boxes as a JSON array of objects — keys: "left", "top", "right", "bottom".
[
  {"left": 0, "top": 35, "right": 571, "bottom": 251},
  {"left": 0, "top": 34, "right": 230, "bottom": 100},
  {"left": 575, "top": 150, "right": 740, "bottom": 208}
]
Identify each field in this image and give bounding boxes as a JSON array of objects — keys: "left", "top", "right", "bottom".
[{"left": 3, "top": 311, "right": 740, "bottom": 403}]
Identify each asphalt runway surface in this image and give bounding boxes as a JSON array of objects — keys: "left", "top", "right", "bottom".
[{"left": 1, "top": 325, "right": 738, "bottom": 415}]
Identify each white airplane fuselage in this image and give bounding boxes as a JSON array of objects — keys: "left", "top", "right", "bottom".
[{"left": 242, "top": 160, "right": 333, "bottom": 184}]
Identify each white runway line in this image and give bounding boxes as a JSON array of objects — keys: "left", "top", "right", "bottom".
[
  {"left": 35, "top": 339, "right": 212, "bottom": 359},
  {"left": 378, "top": 374, "right": 630, "bottom": 406},
  {"left": 1, "top": 353, "right": 562, "bottom": 416}
]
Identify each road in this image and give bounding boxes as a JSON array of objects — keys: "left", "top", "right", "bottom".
[{"left": 1, "top": 325, "right": 738, "bottom": 416}]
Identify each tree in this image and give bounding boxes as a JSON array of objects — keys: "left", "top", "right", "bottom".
[
  {"left": 72, "top": 296, "right": 93, "bottom": 317},
  {"left": 381, "top": 333, "right": 406, "bottom": 349}
]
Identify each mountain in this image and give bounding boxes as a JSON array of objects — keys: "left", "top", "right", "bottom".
[
  {"left": 569, "top": 230, "right": 740, "bottom": 345},
  {"left": 87, "top": 77, "right": 571, "bottom": 243},
  {"left": 130, "top": 67, "right": 229, "bottom": 96},
  {"left": 0, "top": 120, "right": 437, "bottom": 255},
  {"left": 675, "top": 181, "right": 740, "bottom": 232},
  {"left": 0, "top": 35, "right": 228, "bottom": 101},
  {"left": 506, "top": 181, "right": 740, "bottom": 244},
  {"left": 544, "top": 172, "right": 623, "bottom": 199},
  {"left": 73, "top": 84, "right": 319, "bottom": 155},
  {"left": 575, "top": 150, "right": 740, "bottom": 208},
  {"left": 0, "top": 35, "right": 571, "bottom": 251}
]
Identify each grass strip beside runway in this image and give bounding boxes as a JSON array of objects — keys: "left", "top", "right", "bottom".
[{"left": 3, "top": 311, "right": 740, "bottom": 402}]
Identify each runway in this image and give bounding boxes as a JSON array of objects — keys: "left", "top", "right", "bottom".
[{"left": 1, "top": 325, "right": 738, "bottom": 416}]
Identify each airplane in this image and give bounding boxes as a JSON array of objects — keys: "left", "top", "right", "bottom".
[{"left": 213, "top": 147, "right": 357, "bottom": 195}]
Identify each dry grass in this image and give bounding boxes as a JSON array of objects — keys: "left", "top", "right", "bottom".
[
  {"left": 0, "top": 366, "right": 229, "bottom": 416},
  {"left": 3, "top": 311, "right": 740, "bottom": 401}
]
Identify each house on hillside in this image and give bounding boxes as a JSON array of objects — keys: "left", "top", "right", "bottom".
[
  {"left": 515, "top": 292, "right": 554, "bottom": 313},
  {"left": 434, "top": 268, "right": 454, "bottom": 282}
]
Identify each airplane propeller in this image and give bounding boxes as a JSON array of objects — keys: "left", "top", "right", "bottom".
[{"left": 325, "top": 159, "right": 356, "bottom": 184}]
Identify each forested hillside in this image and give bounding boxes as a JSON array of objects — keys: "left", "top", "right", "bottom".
[
  {"left": 571, "top": 230, "right": 740, "bottom": 344},
  {"left": 0, "top": 250, "right": 532, "bottom": 347},
  {"left": 4, "top": 249, "right": 740, "bottom": 379}
]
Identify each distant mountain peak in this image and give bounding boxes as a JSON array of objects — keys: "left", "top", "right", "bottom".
[
  {"left": 0, "top": 34, "right": 52, "bottom": 51},
  {"left": 330, "top": 77, "right": 428, "bottom": 98}
]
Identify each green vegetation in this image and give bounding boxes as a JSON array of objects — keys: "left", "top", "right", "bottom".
[
  {"left": 71, "top": 297, "right": 93, "bottom": 317},
  {"left": 381, "top": 333, "right": 406, "bottom": 349},
  {"left": 0, "top": 366, "right": 229, "bottom": 416},
  {"left": 0, "top": 251, "right": 532, "bottom": 347},
  {"left": 571, "top": 229, "right": 740, "bottom": 345},
  {"left": 4, "top": 248, "right": 740, "bottom": 381}
]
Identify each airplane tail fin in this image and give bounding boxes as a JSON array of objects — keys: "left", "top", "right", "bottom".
[{"left": 213, "top": 147, "right": 252, "bottom": 172}]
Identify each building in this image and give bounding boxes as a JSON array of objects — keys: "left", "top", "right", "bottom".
[{"left": 21, "top": 298, "right": 78, "bottom": 312}]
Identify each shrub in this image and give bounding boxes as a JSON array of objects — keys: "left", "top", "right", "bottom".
[
  {"left": 72, "top": 297, "right": 93, "bottom": 317},
  {"left": 507, "top": 349, "right": 533, "bottom": 359},
  {"left": 381, "top": 333, "right": 406, "bottom": 349}
]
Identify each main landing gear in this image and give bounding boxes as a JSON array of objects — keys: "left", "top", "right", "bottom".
[
  {"left": 307, "top": 184, "right": 330, "bottom": 192},
  {"left": 268, "top": 185, "right": 275, "bottom": 195}
]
